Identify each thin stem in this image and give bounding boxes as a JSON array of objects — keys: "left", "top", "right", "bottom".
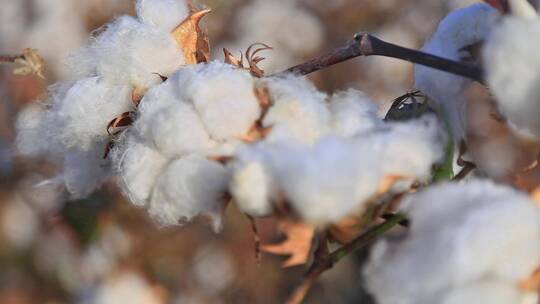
[
  {"left": 0, "top": 55, "right": 20, "bottom": 64},
  {"left": 286, "top": 213, "right": 407, "bottom": 304},
  {"left": 275, "top": 33, "right": 484, "bottom": 83}
]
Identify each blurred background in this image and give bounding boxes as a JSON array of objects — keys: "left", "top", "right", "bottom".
[{"left": 0, "top": 0, "right": 479, "bottom": 303}]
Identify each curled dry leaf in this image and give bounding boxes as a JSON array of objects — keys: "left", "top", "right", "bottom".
[
  {"left": 172, "top": 9, "right": 211, "bottom": 64},
  {"left": 1, "top": 48, "right": 45, "bottom": 78},
  {"left": 240, "top": 84, "right": 273, "bottom": 142},
  {"left": 223, "top": 48, "right": 244, "bottom": 68},
  {"left": 261, "top": 220, "right": 315, "bottom": 268},
  {"left": 246, "top": 43, "right": 273, "bottom": 78}
]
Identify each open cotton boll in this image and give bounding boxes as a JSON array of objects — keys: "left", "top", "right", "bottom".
[
  {"left": 415, "top": 3, "right": 500, "bottom": 140},
  {"left": 70, "top": 16, "right": 184, "bottom": 88},
  {"left": 52, "top": 77, "right": 133, "bottom": 152},
  {"left": 63, "top": 145, "right": 111, "bottom": 199},
  {"left": 484, "top": 17, "right": 540, "bottom": 139},
  {"left": 136, "top": 0, "right": 189, "bottom": 31},
  {"left": 263, "top": 75, "right": 331, "bottom": 144},
  {"left": 135, "top": 80, "right": 214, "bottom": 157},
  {"left": 364, "top": 180, "right": 540, "bottom": 304},
  {"left": 180, "top": 62, "right": 261, "bottom": 141},
  {"left": 110, "top": 133, "right": 169, "bottom": 207},
  {"left": 149, "top": 155, "right": 229, "bottom": 231},
  {"left": 329, "top": 89, "right": 382, "bottom": 137},
  {"left": 230, "top": 161, "right": 274, "bottom": 217}
]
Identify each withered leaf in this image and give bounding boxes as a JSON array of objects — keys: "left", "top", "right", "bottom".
[
  {"left": 246, "top": 43, "right": 273, "bottom": 78},
  {"left": 107, "top": 111, "right": 135, "bottom": 135},
  {"left": 223, "top": 48, "right": 244, "bottom": 68},
  {"left": 12, "top": 48, "right": 45, "bottom": 78},
  {"left": 521, "top": 267, "right": 540, "bottom": 292},
  {"left": 261, "top": 220, "right": 315, "bottom": 268},
  {"left": 172, "top": 9, "right": 211, "bottom": 65}
]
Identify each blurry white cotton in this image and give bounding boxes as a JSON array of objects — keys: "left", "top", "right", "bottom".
[
  {"left": 364, "top": 180, "right": 540, "bottom": 304},
  {"left": 136, "top": 0, "right": 189, "bottom": 31},
  {"left": 263, "top": 75, "right": 331, "bottom": 144},
  {"left": 415, "top": 3, "right": 500, "bottom": 140},
  {"left": 149, "top": 155, "right": 229, "bottom": 231},
  {"left": 192, "top": 245, "right": 236, "bottom": 296},
  {"left": 230, "top": 160, "right": 275, "bottom": 217},
  {"left": 1, "top": 196, "right": 39, "bottom": 250},
  {"left": 484, "top": 16, "right": 540, "bottom": 139},
  {"left": 89, "top": 272, "right": 162, "bottom": 304},
  {"left": 63, "top": 145, "right": 111, "bottom": 199}
]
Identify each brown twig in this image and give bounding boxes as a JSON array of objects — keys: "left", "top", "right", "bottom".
[
  {"left": 0, "top": 55, "right": 21, "bottom": 64},
  {"left": 454, "top": 161, "right": 477, "bottom": 181},
  {"left": 274, "top": 33, "right": 484, "bottom": 83},
  {"left": 286, "top": 213, "right": 407, "bottom": 304}
]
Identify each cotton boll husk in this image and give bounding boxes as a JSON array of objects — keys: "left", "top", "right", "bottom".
[
  {"left": 149, "top": 155, "right": 229, "bottom": 231},
  {"left": 136, "top": 0, "right": 189, "bottom": 31},
  {"left": 484, "top": 17, "right": 540, "bottom": 139},
  {"left": 135, "top": 80, "right": 214, "bottom": 157},
  {"left": 63, "top": 145, "right": 111, "bottom": 199},
  {"left": 177, "top": 62, "right": 261, "bottom": 141},
  {"left": 364, "top": 180, "right": 540, "bottom": 304},
  {"left": 329, "top": 89, "right": 382, "bottom": 137},
  {"left": 415, "top": 3, "right": 500, "bottom": 140},
  {"left": 69, "top": 16, "right": 184, "bottom": 88},
  {"left": 110, "top": 133, "right": 169, "bottom": 207},
  {"left": 52, "top": 77, "right": 133, "bottom": 151},
  {"left": 263, "top": 75, "right": 331, "bottom": 144}
]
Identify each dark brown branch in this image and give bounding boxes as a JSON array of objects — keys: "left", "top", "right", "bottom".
[
  {"left": 275, "top": 33, "right": 484, "bottom": 83},
  {"left": 286, "top": 213, "right": 407, "bottom": 304},
  {"left": 0, "top": 55, "right": 21, "bottom": 64}
]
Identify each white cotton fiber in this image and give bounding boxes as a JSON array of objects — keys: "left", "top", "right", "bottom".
[
  {"left": 441, "top": 280, "right": 524, "bottom": 304},
  {"left": 329, "top": 89, "right": 381, "bottom": 137},
  {"left": 364, "top": 180, "right": 540, "bottom": 304},
  {"left": 415, "top": 3, "right": 500, "bottom": 140},
  {"left": 63, "top": 145, "right": 111, "bottom": 199},
  {"left": 484, "top": 17, "right": 540, "bottom": 139},
  {"left": 52, "top": 77, "right": 133, "bottom": 152},
  {"left": 149, "top": 155, "right": 229, "bottom": 230},
  {"left": 68, "top": 16, "right": 184, "bottom": 88},
  {"left": 136, "top": 0, "right": 190, "bottom": 31},
  {"left": 135, "top": 80, "right": 214, "bottom": 157},
  {"left": 110, "top": 133, "right": 169, "bottom": 207},
  {"left": 177, "top": 62, "right": 261, "bottom": 141},
  {"left": 263, "top": 75, "right": 331, "bottom": 144}
]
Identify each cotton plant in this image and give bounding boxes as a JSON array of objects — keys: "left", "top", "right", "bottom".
[{"left": 11, "top": 0, "right": 540, "bottom": 303}]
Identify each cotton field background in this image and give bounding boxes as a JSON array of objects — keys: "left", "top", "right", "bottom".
[{"left": 1, "top": 0, "right": 539, "bottom": 303}]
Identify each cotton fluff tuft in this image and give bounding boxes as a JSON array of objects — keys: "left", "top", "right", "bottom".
[
  {"left": 263, "top": 75, "right": 331, "bottom": 144},
  {"left": 135, "top": 80, "right": 214, "bottom": 157},
  {"left": 63, "top": 145, "right": 111, "bottom": 199},
  {"left": 484, "top": 17, "right": 540, "bottom": 139},
  {"left": 110, "top": 133, "right": 169, "bottom": 207},
  {"left": 176, "top": 62, "right": 261, "bottom": 141},
  {"left": 136, "top": 0, "right": 189, "bottom": 32},
  {"left": 364, "top": 180, "right": 540, "bottom": 304},
  {"left": 231, "top": 115, "right": 446, "bottom": 224},
  {"left": 149, "top": 155, "right": 229, "bottom": 231},
  {"left": 329, "top": 89, "right": 382, "bottom": 137},
  {"left": 415, "top": 3, "right": 500, "bottom": 140},
  {"left": 68, "top": 15, "right": 184, "bottom": 88}
]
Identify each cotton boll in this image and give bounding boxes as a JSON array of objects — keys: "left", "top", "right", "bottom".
[
  {"left": 136, "top": 80, "right": 214, "bottom": 157},
  {"left": 329, "top": 89, "right": 382, "bottom": 137},
  {"left": 136, "top": 0, "right": 189, "bottom": 31},
  {"left": 69, "top": 16, "right": 184, "bottom": 88},
  {"left": 52, "top": 77, "right": 133, "bottom": 152},
  {"left": 110, "top": 133, "right": 169, "bottom": 207},
  {"left": 230, "top": 160, "right": 275, "bottom": 217},
  {"left": 364, "top": 180, "right": 540, "bottom": 304},
  {"left": 484, "top": 17, "right": 540, "bottom": 139},
  {"left": 15, "top": 104, "right": 56, "bottom": 158},
  {"left": 63, "top": 145, "right": 111, "bottom": 199},
  {"left": 278, "top": 137, "right": 381, "bottom": 225},
  {"left": 441, "top": 280, "right": 524, "bottom": 304},
  {"left": 263, "top": 75, "right": 331, "bottom": 144},
  {"left": 149, "top": 155, "right": 229, "bottom": 230},
  {"left": 180, "top": 62, "right": 261, "bottom": 141},
  {"left": 415, "top": 3, "right": 500, "bottom": 140}
]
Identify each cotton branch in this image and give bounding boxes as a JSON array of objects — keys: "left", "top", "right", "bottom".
[
  {"left": 286, "top": 213, "right": 407, "bottom": 304},
  {"left": 0, "top": 48, "right": 45, "bottom": 78},
  {"left": 275, "top": 33, "right": 484, "bottom": 83}
]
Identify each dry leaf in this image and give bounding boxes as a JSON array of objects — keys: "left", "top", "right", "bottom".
[
  {"left": 107, "top": 111, "right": 135, "bottom": 136},
  {"left": 12, "top": 48, "right": 45, "bottom": 78},
  {"left": 329, "top": 215, "right": 364, "bottom": 244},
  {"left": 132, "top": 86, "right": 147, "bottom": 106},
  {"left": 521, "top": 267, "right": 540, "bottom": 292},
  {"left": 172, "top": 9, "right": 211, "bottom": 64},
  {"left": 246, "top": 43, "right": 273, "bottom": 77},
  {"left": 377, "top": 175, "right": 405, "bottom": 195},
  {"left": 240, "top": 84, "right": 273, "bottom": 142},
  {"left": 261, "top": 220, "right": 315, "bottom": 267}
]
